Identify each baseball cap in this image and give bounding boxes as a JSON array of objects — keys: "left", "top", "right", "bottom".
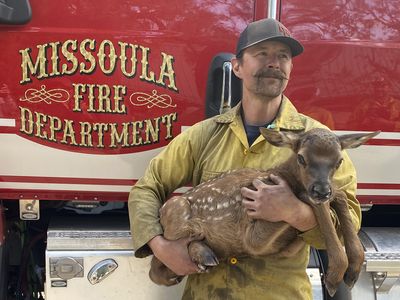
[{"left": 236, "top": 18, "right": 304, "bottom": 57}]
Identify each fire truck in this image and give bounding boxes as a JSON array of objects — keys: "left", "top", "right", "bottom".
[{"left": 0, "top": 0, "right": 399, "bottom": 299}]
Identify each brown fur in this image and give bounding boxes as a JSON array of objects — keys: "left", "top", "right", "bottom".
[{"left": 149, "top": 128, "right": 379, "bottom": 296}]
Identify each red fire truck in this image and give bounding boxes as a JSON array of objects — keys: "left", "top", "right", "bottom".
[{"left": 0, "top": 0, "right": 399, "bottom": 299}]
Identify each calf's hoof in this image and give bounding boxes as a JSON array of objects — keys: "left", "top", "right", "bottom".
[
  {"left": 324, "top": 275, "right": 341, "bottom": 297},
  {"left": 343, "top": 267, "right": 361, "bottom": 289},
  {"left": 188, "top": 241, "right": 219, "bottom": 272}
]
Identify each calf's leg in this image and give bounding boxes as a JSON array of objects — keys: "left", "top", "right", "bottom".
[
  {"left": 330, "top": 193, "right": 364, "bottom": 288},
  {"left": 149, "top": 256, "right": 184, "bottom": 286},
  {"left": 312, "top": 202, "right": 348, "bottom": 297},
  {"left": 188, "top": 240, "right": 219, "bottom": 271},
  {"left": 149, "top": 196, "right": 192, "bottom": 285}
]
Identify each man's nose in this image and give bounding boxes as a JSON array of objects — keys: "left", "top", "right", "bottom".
[{"left": 265, "top": 55, "right": 280, "bottom": 68}]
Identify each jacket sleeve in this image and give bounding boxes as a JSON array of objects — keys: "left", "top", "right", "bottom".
[
  {"left": 128, "top": 122, "right": 207, "bottom": 257},
  {"left": 298, "top": 150, "right": 362, "bottom": 249}
]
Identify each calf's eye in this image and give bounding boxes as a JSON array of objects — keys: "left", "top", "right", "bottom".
[
  {"left": 297, "top": 154, "right": 306, "bottom": 166},
  {"left": 336, "top": 158, "right": 344, "bottom": 169}
]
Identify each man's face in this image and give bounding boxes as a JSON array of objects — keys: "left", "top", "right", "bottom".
[{"left": 232, "top": 40, "right": 293, "bottom": 99}]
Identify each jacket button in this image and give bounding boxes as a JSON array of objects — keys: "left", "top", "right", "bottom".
[
  {"left": 230, "top": 257, "right": 238, "bottom": 265},
  {"left": 243, "top": 149, "right": 248, "bottom": 155}
]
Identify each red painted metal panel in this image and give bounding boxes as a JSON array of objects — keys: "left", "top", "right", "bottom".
[{"left": 280, "top": 0, "right": 400, "bottom": 133}]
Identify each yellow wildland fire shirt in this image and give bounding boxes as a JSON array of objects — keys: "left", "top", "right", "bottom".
[{"left": 128, "top": 96, "right": 361, "bottom": 300}]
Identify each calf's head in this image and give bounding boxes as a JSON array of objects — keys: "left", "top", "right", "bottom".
[{"left": 260, "top": 128, "right": 379, "bottom": 205}]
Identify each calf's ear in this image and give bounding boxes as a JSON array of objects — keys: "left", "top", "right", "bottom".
[
  {"left": 259, "top": 128, "right": 300, "bottom": 149},
  {"left": 339, "top": 131, "right": 380, "bottom": 150}
]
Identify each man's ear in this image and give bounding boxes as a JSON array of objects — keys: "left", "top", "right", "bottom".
[{"left": 231, "top": 56, "right": 242, "bottom": 79}]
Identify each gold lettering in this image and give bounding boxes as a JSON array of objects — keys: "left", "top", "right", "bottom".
[
  {"left": 17, "top": 111, "right": 177, "bottom": 149},
  {"left": 93, "top": 123, "right": 108, "bottom": 148},
  {"left": 157, "top": 52, "right": 178, "bottom": 91},
  {"left": 143, "top": 117, "right": 160, "bottom": 144},
  {"left": 119, "top": 42, "right": 138, "bottom": 77},
  {"left": 34, "top": 112, "right": 48, "bottom": 139},
  {"left": 87, "top": 84, "right": 97, "bottom": 112},
  {"left": 72, "top": 83, "right": 86, "bottom": 112},
  {"left": 19, "top": 106, "right": 34, "bottom": 134},
  {"left": 79, "top": 121, "right": 93, "bottom": 147},
  {"left": 19, "top": 44, "right": 48, "bottom": 84},
  {"left": 19, "top": 39, "right": 179, "bottom": 92},
  {"left": 61, "top": 39, "right": 78, "bottom": 75},
  {"left": 131, "top": 121, "right": 143, "bottom": 146},
  {"left": 61, "top": 119, "right": 78, "bottom": 145},
  {"left": 139, "top": 46, "right": 155, "bottom": 83},
  {"left": 97, "top": 84, "right": 112, "bottom": 113},
  {"left": 162, "top": 112, "right": 177, "bottom": 139},
  {"left": 49, "top": 42, "right": 61, "bottom": 77},
  {"left": 110, "top": 123, "right": 129, "bottom": 147},
  {"left": 113, "top": 85, "right": 127, "bottom": 113},
  {"left": 98, "top": 40, "right": 116, "bottom": 74},
  {"left": 79, "top": 39, "right": 96, "bottom": 74},
  {"left": 48, "top": 115, "right": 62, "bottom": 142}
]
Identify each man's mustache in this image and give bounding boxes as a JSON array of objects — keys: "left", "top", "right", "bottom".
[{"left": 254, "top": 69, "right": 288, "bottom": 80}]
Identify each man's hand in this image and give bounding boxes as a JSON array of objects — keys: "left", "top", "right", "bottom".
[
  {"left": 241, "top": 174, "right": 317, "bottom": 232},
  {"left": 148, "top": 235, "right": 200, "bottom": 275}
]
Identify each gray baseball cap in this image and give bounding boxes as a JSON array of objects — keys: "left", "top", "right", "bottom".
[{"left": 236, "top": 18, "right": 304, "bottom": 57}]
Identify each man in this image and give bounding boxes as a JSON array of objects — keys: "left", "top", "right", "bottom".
[{"left": 129, "top": 18, "right": 361, "bottom": 299}]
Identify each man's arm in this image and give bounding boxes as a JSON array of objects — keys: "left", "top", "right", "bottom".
[
  {"left": 148, "top": 235, "right": 199, "bottom": 275},
  {"left": 128, "top": 121, "right": 210, "bottom": 273}
]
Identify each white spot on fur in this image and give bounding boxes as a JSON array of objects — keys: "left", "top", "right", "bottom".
[
  {"left": 213, "top": 216, "right": 223, "bottom": 221},
  {"left": 223, "top": 202, "right": 230, "bottom": 208}
]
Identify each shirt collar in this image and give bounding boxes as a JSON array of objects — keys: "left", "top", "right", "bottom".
[{"left": 214, "top": 95, "right": 305, "bottom": 131}]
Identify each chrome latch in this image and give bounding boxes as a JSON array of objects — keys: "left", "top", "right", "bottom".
[
  {"left": 19, "top": 199, "right": 40, "bottom": 220},
  {"left": 88, "top": 259, "right": 118, "bottom": 285}
]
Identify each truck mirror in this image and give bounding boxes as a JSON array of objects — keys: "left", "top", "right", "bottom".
[{"left": 0, "top": 0, "right": 31, "bottom": 24}]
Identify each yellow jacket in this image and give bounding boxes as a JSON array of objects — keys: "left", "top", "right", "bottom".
[{"left": 128, "top": 96, "right": 361, "bottom": 300}]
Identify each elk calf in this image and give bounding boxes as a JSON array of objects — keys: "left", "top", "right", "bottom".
[{"left": 149, "top": 128, "right": 379, "bottom": 296}]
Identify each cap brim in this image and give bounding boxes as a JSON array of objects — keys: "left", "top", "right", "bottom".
[{"left": 238, "top": 36, "right": 304, "bottom": 57}]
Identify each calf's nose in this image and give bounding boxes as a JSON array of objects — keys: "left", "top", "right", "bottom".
[{"left": 310, "top": 183, "right": 332, "bottom": 201}]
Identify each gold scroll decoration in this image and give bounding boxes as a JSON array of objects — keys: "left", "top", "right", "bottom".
[
  {"left": 20, "top": 85, "right": 70, "bottom": 104},
  {"left": 129, "top": 90, "right": 176, "bottom": 109}
]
